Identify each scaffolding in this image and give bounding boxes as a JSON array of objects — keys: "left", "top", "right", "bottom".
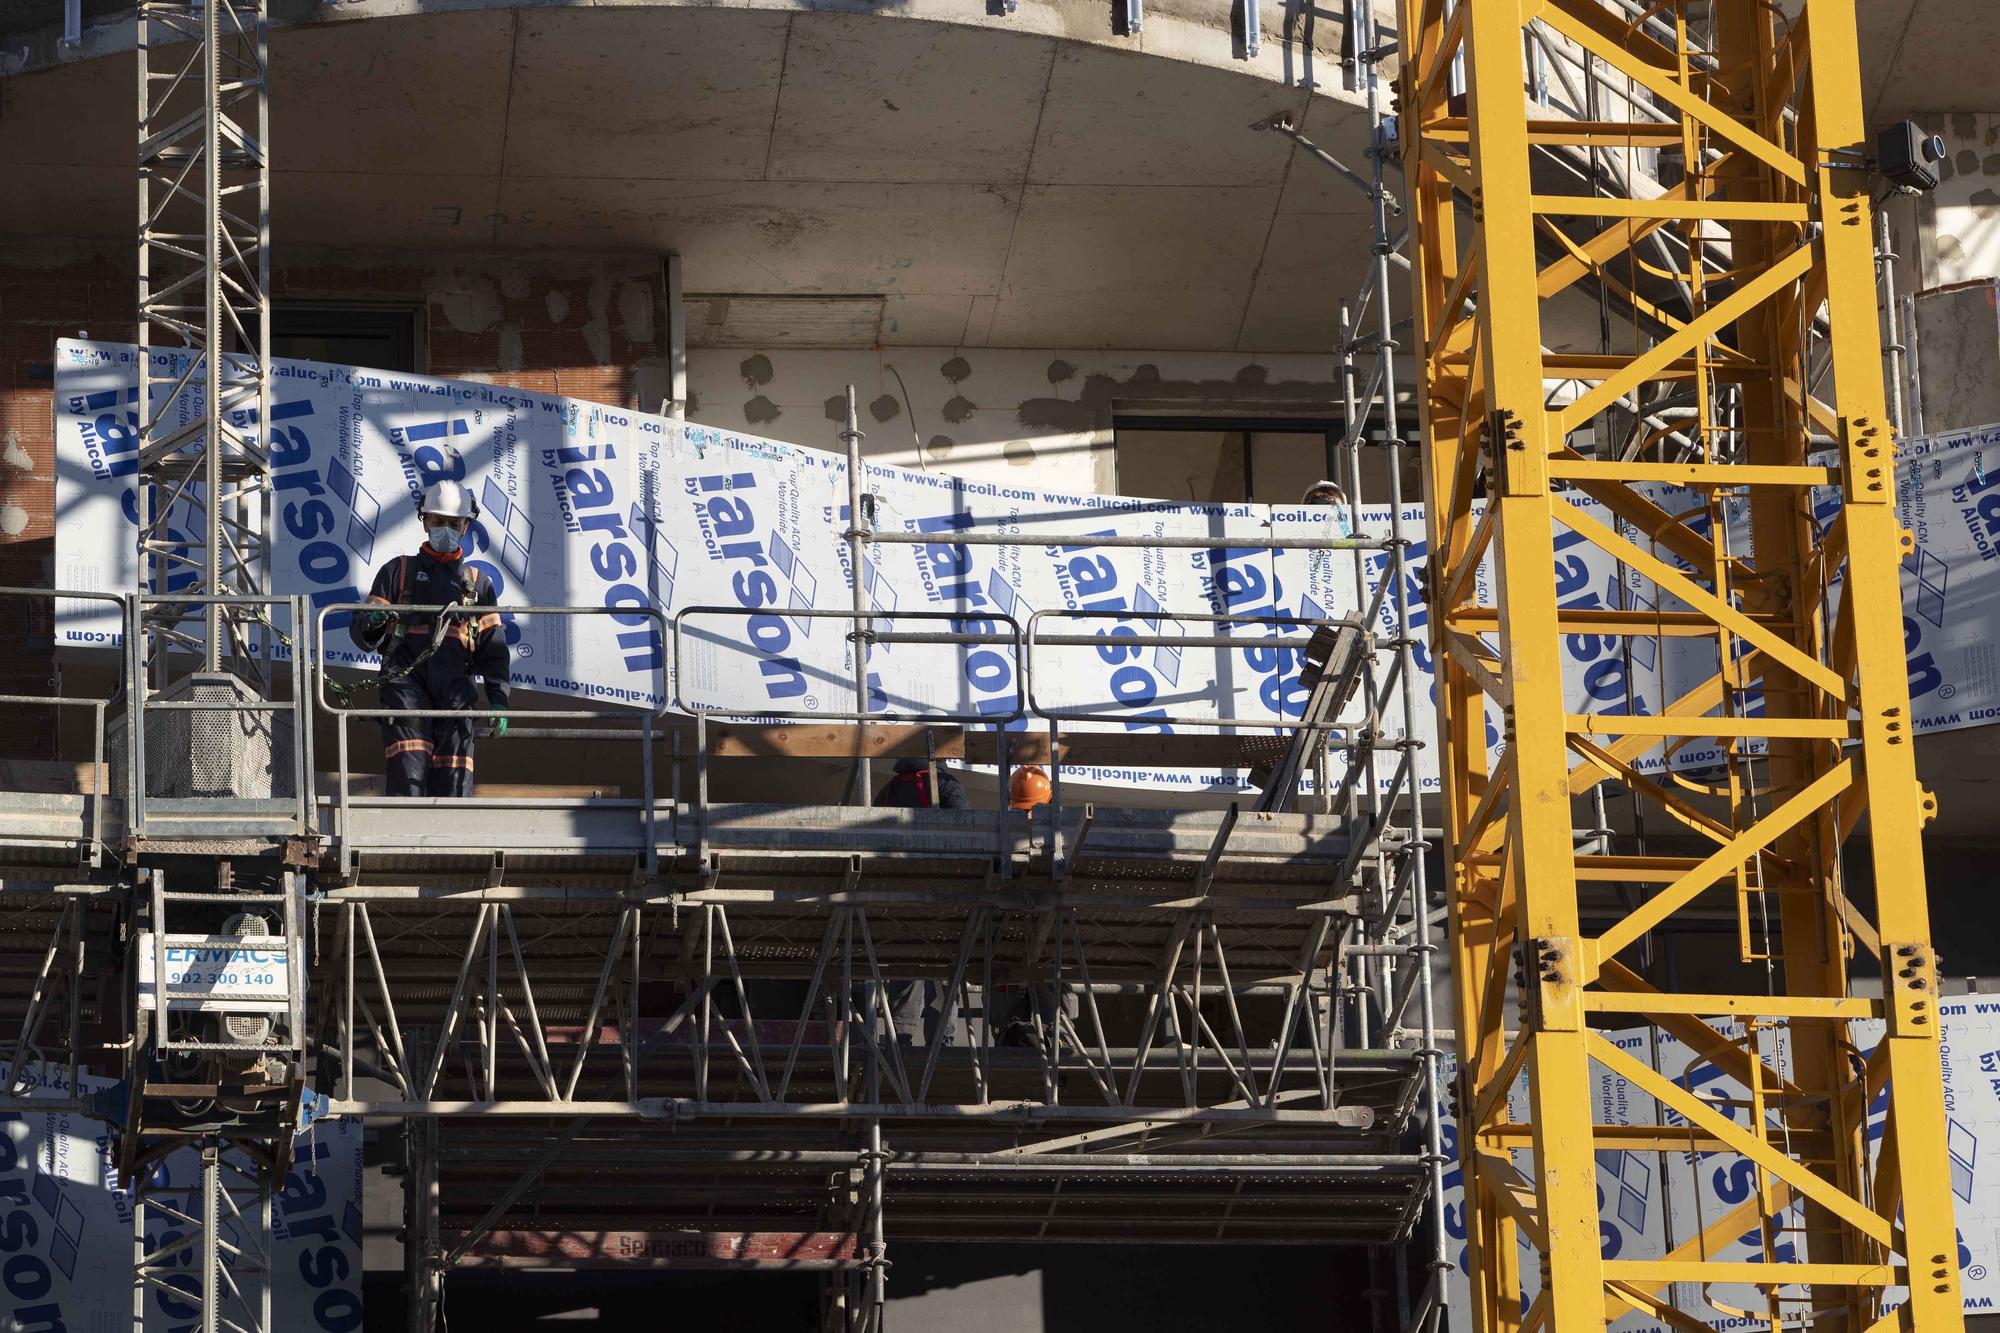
[
  {"left": 0, "top": 14, "right": 1451, "bottom": 1308},
  {"left": 1, "top": 2, "right": 1963, "bottom": 1331}
]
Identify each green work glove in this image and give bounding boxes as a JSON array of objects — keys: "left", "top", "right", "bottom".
[{"left": 484, "top": 716, "right": 508, "bottom": 739}]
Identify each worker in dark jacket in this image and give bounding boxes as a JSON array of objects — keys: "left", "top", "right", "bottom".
[
  {"left": 874, "top": 757, "right": 969, "bottom": 809},
  {"left": 348, "top": 480, "right": 510, "bottom": 797}
]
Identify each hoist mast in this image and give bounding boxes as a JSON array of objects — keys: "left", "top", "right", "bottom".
[{"left": 1402, "top": 1, "right": 1964, "bottom": 1330}]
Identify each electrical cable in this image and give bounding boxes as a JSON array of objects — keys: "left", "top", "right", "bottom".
[{"left": 884, "top": 363, "right": 928, "bottom": 472}]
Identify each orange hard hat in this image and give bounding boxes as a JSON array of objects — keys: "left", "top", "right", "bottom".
[{"left": 1009, "top": 765, "right": 1052, "bottom": 810}]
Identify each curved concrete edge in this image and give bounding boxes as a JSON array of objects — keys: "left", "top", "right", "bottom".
[{"left": 0, "top": 0, "right": 1372, "bottom": 125}]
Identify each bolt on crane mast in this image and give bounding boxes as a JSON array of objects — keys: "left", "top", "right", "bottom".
[{"left": 1401, "top": 1, "right": 1963, "bottom": 1330}]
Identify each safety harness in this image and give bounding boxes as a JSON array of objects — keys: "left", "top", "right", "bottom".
[{"left": 250, "top": 551, "right": 480, "bottom": 708}]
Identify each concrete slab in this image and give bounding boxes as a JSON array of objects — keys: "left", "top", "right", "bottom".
[
  {"left": 880, "top": 292, "right": 981, "bottom": 345},
  {"left": 768, "top": 14, "right": 1055, "bottom": 185},
  {"left": 493, "top": 177, "right": 1021, "bottom": 294},
  {"left": 0, "top": 3, "right": 1389, "bottom": 351},
  {"left": 503, "top": 7, "right": 790, "bottom": 182},
  {"left": 0, "top": 48, "right": 128, "bottom": 167},
  {"left": 275, "top": 169, "right": 500, "bottom": 246},
  {"left": 1862, "top": 0, "right": 2000, "bottom": 122},
  {"left": 1272, "top": 97, "right": 1375, "bottom": 215},
  {"left": 997, "top": 182, "right": 1277, "bottom": 296},
  {"left": 273, "top": 10, "right": 516, "bottom": 175},
  {"left": 1027, "top": 42, "right": 1306, "bottom": 188},
  {"left": 1234, "top": 209, "right": 1378, "bottom": 351},
  {"left": 1855, "top": 0, "right": 1918, "bottom": 116},
  {"left": 986, "top": 283, "right": 1261, "bottom": 350}
]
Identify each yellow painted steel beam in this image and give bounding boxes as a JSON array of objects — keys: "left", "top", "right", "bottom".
[
  {"left": 1595, "top": 959, "right": 1808, "bottom": 1101},
  {"left": 1535, "top": 0, "right": 1807, "bottom": 184},
  {"left": 1430, "top": 117, "right": 1691, "bottom": 148},
  {"left": 1476, "top": 1124, "right": 1738, "bottom": 1153},
  {"left": 1805, "top": 5, "right": 1962, "bottom": 1323},
  {"left": 1531, "top": 195, "right": 1810, "bottom": 223},
  {"left": 1475, "top": 1151, "right": 1550, "bottom": 1250},
  {"left": 1548, "top": 460, "right": 1839, "bottom": 488},
  {"left": 1590, "top": 761, "right": 1856, "bottom": 968},
  {"left": 1564, "top": 735, "right": 1735, "bottom": 841},
  {"left": 1463, "top": 3, "right": 1608, "bottom": 1329},
  {"left": 1565, "top": 714, "right": 1855, "bottom": 741},
  {"left": 1463, "top": 853, "right": 1709, "bottom": 884},
  {"left": 1448, "top": 606, "right": 1791, "bottom": 637},
  {"left": 1589, "top": 1034, "right": 1894, "bottom": 1247},
  {"left": 1601, "top": 1261, "right": 1901, "bottom": 1287},
  {"left": 1534, "top": 160, "right": 1740, "bottom": 302},
  {"left": 1580, "top": 992, "right": 1878, "bottom": 1020},
  {"left": 1550, "top": 495, "right": 1848, "bottom": 697},
  {"left": 1605, "top": 1181, "right": 1799, "bottom": 1322},
  {"left": 1402, "top": 1, "right": 1962, "bottom": 1328},
  {"left": 1605, "top": 1283, "right": 1733, "bottom": 1333},
  {"left": 1556, "top": 246, "right": 1815, "bottom": 434},
  {"left": 1437, "top": 352, "right": 1775, "bottom": 380}
]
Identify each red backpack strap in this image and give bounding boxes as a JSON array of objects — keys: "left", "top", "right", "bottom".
[{"left": 893, "top": 770, "right": 933, "bottom": 808}]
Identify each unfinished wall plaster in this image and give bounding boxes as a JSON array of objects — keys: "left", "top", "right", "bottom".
[
  {"left": 1909, "top": 111, "right": 2000, "bottom": 290},
  {"left": 686, "top": 347, "right": 1356, "bottom": 494}
]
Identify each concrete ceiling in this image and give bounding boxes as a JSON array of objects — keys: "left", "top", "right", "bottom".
[
  {"left": 1858, "top": 0, "right": 2000, "bottom": 123},
  {"left": 0, "top": 5, "right": 1376, "bottom": 351},
  {"left": 0, "top": 0, "right": 1985, "bottom": 352}
]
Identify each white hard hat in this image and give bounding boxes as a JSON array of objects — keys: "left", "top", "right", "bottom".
[
  {"left": 1303, "top": 479, "right": 1346, "bottom": 502},
  {"left": 420, "top": 479, "right": 479, "bottom": 521}
]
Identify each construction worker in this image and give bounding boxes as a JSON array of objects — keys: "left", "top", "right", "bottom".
[
  {"left": 1009, "top": 764, "right": 1051, "bottom": 811},
  {"left": 348, "top": 480, "right": 510, "bottom": 797},
  {"left": 1302, "top": 478, "right": 1347, "bottom": 507},
  {"left": 874, "top": 756, "right": 969, "bottom": 809},
  {"left": 1304, "top": 478, "right": 1356, "bottom": 531}
]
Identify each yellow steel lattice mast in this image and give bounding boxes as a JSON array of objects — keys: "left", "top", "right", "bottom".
[{"left": 1400, "top": 1, "right": 1964, "bottom": 1329}]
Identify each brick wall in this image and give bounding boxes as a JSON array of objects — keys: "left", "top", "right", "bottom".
[
  {"left": 0, "top": 246, "right": 670, "bottom": 761},
  {"left": 0, "top": 248, "right": 133, "bottom": 759},
  {"left": 275, "top": 253, "right": 671, "bottom": 407}
]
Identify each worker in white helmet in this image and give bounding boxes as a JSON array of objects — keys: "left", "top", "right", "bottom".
[
  {"left": 348, "top": 479, "right": 511, "bottom": 797},
  {"left": 1302, "top": 478, "right": 1354, "bottom": 539}
]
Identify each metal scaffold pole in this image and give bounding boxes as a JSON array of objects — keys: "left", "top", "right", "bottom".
[
  {"left": 843, "top": 384, "right": 873, "bottom": 806},
  {"left": 136, "top": 0, "right": 272, "bottom": 683},
  {"left": 128, "top": 0, "right": 291, "bottom": 1323},
  {"left": 1402, "top": 1, "right": 1965, "bottom": 1329},
  {"left": 1313, "top": 3, "right": 1452, "bottom": 1326}
]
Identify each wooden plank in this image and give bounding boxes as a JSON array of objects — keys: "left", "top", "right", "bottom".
[
  {"left": 0, "top": 760, "right": 100, "bottom": 793},
  {"left": 693, "top": 723, "right": 1292, "bottom": 768},
  {"left": 0, "top": 729, "right": 1295, "bottom": 795},
  {"left": 0, "top": 761, "right": 625, "bottom": 799}
]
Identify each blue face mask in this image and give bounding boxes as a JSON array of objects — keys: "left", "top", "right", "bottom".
[{"left": 427, "top": 525, "right": 461, "bottom": 555}]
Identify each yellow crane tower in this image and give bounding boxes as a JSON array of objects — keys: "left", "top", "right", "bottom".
[{"left": 1402, "top": 1, "right": 1965, "bottom": 1330}]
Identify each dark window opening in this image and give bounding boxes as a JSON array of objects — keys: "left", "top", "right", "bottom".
[
  {"left": 270, "top": 304, "right": 419, "bottom": 373},
  {"left": 1111, "top": 415, "right": 1340, "bottom": 506}
]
